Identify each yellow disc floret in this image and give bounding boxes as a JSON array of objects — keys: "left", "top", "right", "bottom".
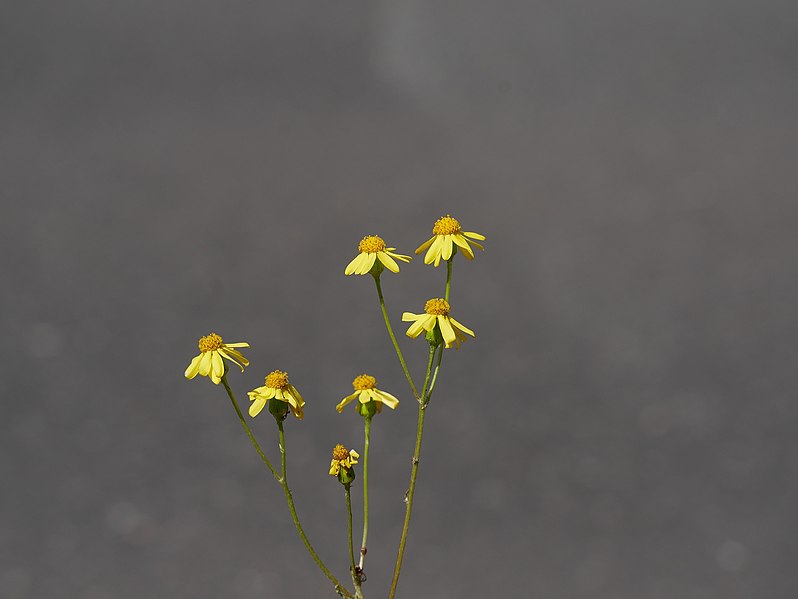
[
  {"left": 265, "top": 370, "right": 289, "bottom": 389},
  {"left": 432, "top": 215, "right": 461, "bottom": 236},
  {"left": 358, "top": 235, "right": 387, "bottom": 254},
  {"left": 424, "top": 298, "right": 450, "bottom": 316},
  {"left": 332, "top": 444, "right": 349, "bottom": 461},
  {"left": 198, "top": 332, "right": 224, "bottom": 352},
  {"left": 352, "top": 374, "right": 377, "bottom": 391}
]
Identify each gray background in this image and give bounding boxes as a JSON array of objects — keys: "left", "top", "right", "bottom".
[{"left": 2, "top": 1, "right": 798, "bottom": 598}]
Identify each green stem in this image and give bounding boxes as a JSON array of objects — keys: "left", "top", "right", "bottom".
[
  {"left": 221, "top": 374, "right": 279, "bottom": 481},
  {"left": 359, "top": 416, "right": 372, "bottom": 572},
  {"left": 373, "top": 274, "right": 419, "bottom": 400},
  {"left": 223, "top": 377, "right": 353, "bottom": 597},
  {"left": 388, "top": 345, "right": 437, "bottom": 599},
  {"left": 445, "top": 258, "right": 453, "bottom": 301},
  {"left": 424, "top": 345, "right": 444, "bottom": 407},
  {"left": 277, "top": 421, "right": 355, "bottom": 599},
  {"left": 345, "top": 484, "right": 362, "bottom": 598}
]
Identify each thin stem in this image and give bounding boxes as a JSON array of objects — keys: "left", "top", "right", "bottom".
[
  {"left": 373, "top": 274, "right": 419, "bottom": 400},
  {"left": 345, "top": 484, "right": 362, "bottom": 598},
  {"left": 277, "top": 421, "right": 355, "bottom": 599},
  {"left": 445, "top": 258, "right": 453, "bottom": 301},
  {"left": 221, "top": 374, "right": 279, "bottom": 481},
  {"left": 388, "top": 345, "right": 437, "bottom": 599},
  {"left": 424, "top": 345, "right": 444, "bottom": 407},
  {"left": 359, "top": 416, "right": 372, "bottom": 571}
]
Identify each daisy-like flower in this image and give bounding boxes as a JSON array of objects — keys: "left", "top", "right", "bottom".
[
  {"left": 248, "top": 370, "right": 306, "bottom": 419},
  {"left": 345, "top": 235, "right": 412, "bottom": 276},
  {"left": 415, "top": 214, "right": 485, "bottom": 267},
  {"left": 184, "top": 332, "right": 250, "bottom": 384},
  {"left": 336, "top": 374, "right": 400, "bottom": 413},
  {"left": 328, "top": 444, "right": 360, "bottom": 477},
  {"left": 403, "top": 298, "right": 475, "bottom": 349}
]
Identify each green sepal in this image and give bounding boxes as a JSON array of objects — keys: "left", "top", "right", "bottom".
[
  {"left": 338, "top": 467, "right": 356, "bottom": 485},
  {"left": 426, "top": 324, "right": 443, "bottom": 347},
  {"left": 357, "top": 401, "right": 378, "bottom": 418},
  {"left": 268, "top": 398, "right": 289, "bottom": 422}
]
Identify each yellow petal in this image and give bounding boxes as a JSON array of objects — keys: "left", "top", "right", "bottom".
[
  {"left": 463, "top": 231, "right": 485, "bottom": 241},
  {"left": 415, "top": 236, "right": 435, "bottom": 255},
  {"left": 198, "top": 351, "right": 213, "bottom": 376},
  {"left": 375, "top": 389, "right": 399, "bottom": 409},
  {"left": 329, "top": 460, "right": 339, "bottom": 476},
  {"left": 451, "top": 234, "right": 475, "bottom": 259},
  {"left": 350, "top": 449, "right": 360, "bottom": 460},
  {"left": 264, "top": 387, "right": 276, "bottom": 399},
  {"left": 449, "top": 317, "right": 475, "bottom": 337},
  {"left": 288, "top": 385, "right": 305, "bottom": 408},
  {"left": 402, "top": 312, "right": 421, "bottom": 321},
  {"left": 358, "top": 390, "right": 371, "bottom": 404},
  {"left": 386, "top": 250, "right": 412, "bottom": 263},
  {"left": 221, "top": 347, "right": 249, "bottom": 367},
  {"left": 438, "top": 315, "right": 457, "bottom": 346},
  {"left": 224, "top": 342, "right": 250, "bottom": 348},
  {"left": 441, "top": 236, "right": 454, "bottom": 261},
  {"left": 211, "top": 351, "right": 224, "bottom": 379},
  {"left": 345, "top": 254, "right": 361, "bottom": 275},
  {"left": 421, "top": 314, "right": 438, "bottom": 331},
  {"left": 377, "top": 252, "right": 400, "bottom": 273},
  {"left": 185, "top": 354, "right": 202, "bottom": 379},
  {"left": 359, "top": 252, "right": 377, "bottom": 274},
  {"left": 336, "top": 392, "right": 358, "bottom": 412},
  {"left": 405, "top": 318, "right": 427, "bottom": 338},
  {"left": 249, "top": 398, "right": 266, "bottom": 417},
  {"left": 424, "top": 235, "right": 444, "bottom": 265}
]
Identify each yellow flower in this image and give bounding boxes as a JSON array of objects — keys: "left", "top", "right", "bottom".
[
  {"left": 336, "top": 374, "right": 400, "bottom": 413},
  {"left": 415, "top": 215, "right": 485, "bottom": 266},
  {"left": 402, "top": 298, "right": 475, "bottom": 348},
  {"left": 248, "top": 370, "right": 306, "bottom": 419},
  {"left": 345, "top": 235, "right": 412, "bottom": 275},
  {"left": 184, "top": 333, "right": 250, "bottom": 384},
  {"left": 329, "top": 444, "right": 360, "bottom": 477}
]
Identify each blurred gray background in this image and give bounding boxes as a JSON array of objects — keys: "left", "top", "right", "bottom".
[{"left": 2, "top": 1, "right": 798, "bottom": 598}]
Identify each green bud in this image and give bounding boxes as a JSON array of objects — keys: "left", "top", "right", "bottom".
[
  {"left": 268, "top": 399, "right": 289, "bottom": 422},
  {"left": 357, "top": 401, "right": 378, "bottom": 418},
  {"left": 369, "top": 259, "right": 385, "bottom": 278},
  {"left": 338, "top": 467, "right": 356, "bottom": 485},
  {"left": 426, "top": 324, "right": 443, "bottom": 347}
]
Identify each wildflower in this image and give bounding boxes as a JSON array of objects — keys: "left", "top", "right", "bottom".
[
  {"left": 184, "top": 333, "right": 250, "bottom": 384},
  {"left": 345, "top": 235, "right": 412, "bottom": 276},
  {"left": 415, "top": 215, "right": 485, "bottom": 266},
  {"left": 403, "top": 298, "right": 475, "bottom": 348},
  {"left": 336, "top": 374, "right": 399, "bottom": 413},
  {"left": 329, "top": 444, "right": 360, "bottom": 482},
  {"left": 248, "top": 370, "right": 305, "bottom": 419}
]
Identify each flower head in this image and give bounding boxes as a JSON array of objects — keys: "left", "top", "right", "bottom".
[
  {"left": 329, "top": 443, "right": 360, "bottom": 481},
  {"left": 184, "top": 333, "right": 250, "bottom": 384},
  {"left": 345, "top": 235, "right": 412, "bottom": 276},
  {"left": 248, "top": 370, "right": 305, "bottom": 419},
  {"left": 402, "top": 298, "right": 475, "bottom": 348},
  {"left": 336, "top": 374, "right": 400, "bottom": 413},
  {"left": 415, "top": 215, "right": 485, "bottom": 266}
]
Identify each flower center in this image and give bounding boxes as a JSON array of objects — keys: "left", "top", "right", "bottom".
[
  {"left": 424, "top": 298, "right": 450, "bottom": 316},
  {"left": 352, "top": 374, "right": 377, "bottom": 391},
  {"left": 332, "top": 444, "right": 349, "bottom": 461},
  {"left": 265, "top": 370, "right": 289, "bottom": 389},
  {"left": 198, "top": 332, "right": 224, "bottom": 352},
  {"left": 358, "top": 235, "right": 386, "bottom": 253},
  {"left": 432, "top": 215, "right": 461, "bottom": 236}
]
